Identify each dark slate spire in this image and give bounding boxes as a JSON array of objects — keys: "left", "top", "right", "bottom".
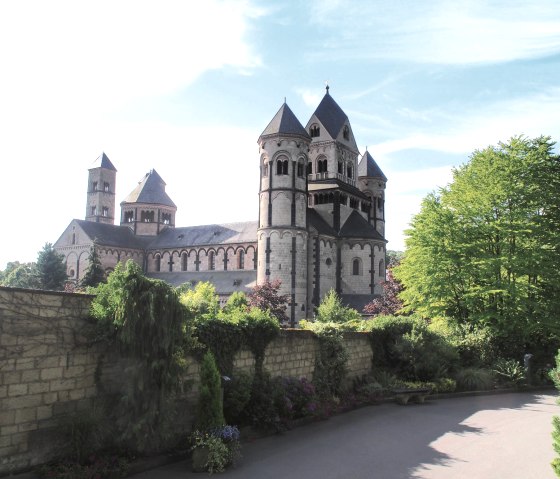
[
  {"left": 123, "top": 169, "right": 176, "bottom": 207},
  {"left": 312, "top": 90, "right": 348, "bottom": 139},
  {"left": 358, "top": 150, "right": 387, "bottom": 181},
  {"left": 259, "top": 102, "right": 310, "bottom": 139},
  {"left": 91, "top": 152, "right": 117, "bottom": 171}
]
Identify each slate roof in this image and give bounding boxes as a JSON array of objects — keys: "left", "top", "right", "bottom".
[
  {"left": 339, "top": 210, "right": 386, "bottom": 241},
  {"left": 75, "top": 219, "right": 150, "bottom": 249},
  {"left": 90, "top": 152, "right": 117, "bottom": 171},
  {"left": 147, "top": 270, "right": 257, "bottom": 293},
  {"left": 341, "top": 294, "right": 379, "bottom": 313},
  {"left": 122, "top": 169, "right": 176, "bottom": 208},
  {"left": 307, "top": 209, "right": 337, "bottom": 237},
  {"left": 358, "top": 150, "right": 387, "bottom": 181},
  {"left": 147, "top": 221, "right": 258, "bottom": 250},
  {"left": 312, "top": 91, "right": 349, "bottom": 139},
  {"left": 309, "top": 178, "right": 370, "bottom": 200},
  {"left": 260, "top": 103, "right": 310, "bottom": 139}
]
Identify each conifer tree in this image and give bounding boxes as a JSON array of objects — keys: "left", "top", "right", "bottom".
[
  {"left": 196, "top": 351, "right": 225, "bottom": 431},
  {"left": 35, "top": 243, "right": 67, "bottom": 291},
  {"left": 81, "top": 242, "right": 106, "bottom": 288}
]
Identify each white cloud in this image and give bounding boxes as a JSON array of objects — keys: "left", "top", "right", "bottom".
[
  {"left": 307, "top": 0, "right": 560, "bottom": 65},
  {"left": 297, "top": 88, "right": 322, "bottom": 108}
]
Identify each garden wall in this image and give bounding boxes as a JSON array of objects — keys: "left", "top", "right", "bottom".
[{"left": 0, "top": 287, "right": 373, "bottom": 476}]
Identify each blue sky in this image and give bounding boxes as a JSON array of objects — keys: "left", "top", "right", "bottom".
[{"left": 1, "top": 0, "right": 559, "bottom": 269}]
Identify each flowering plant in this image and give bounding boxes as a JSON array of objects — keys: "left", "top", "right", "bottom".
[{"left": 190, "top": 426, "right": 241, "bottom": 473}]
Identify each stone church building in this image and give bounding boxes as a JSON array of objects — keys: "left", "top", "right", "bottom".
[{"left": 54, "top": 88, "right": 388, "bottom": 326}]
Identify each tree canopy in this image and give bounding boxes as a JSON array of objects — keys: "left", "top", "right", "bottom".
[
  {"left": 35, "top": 243, "right": 67, "bottom": 291},
  {"left": 394, "top": 136, "right": 560, "bottom": 356},
  {"left": 80, "top": 242, "right": 106, "bottom": 288}
]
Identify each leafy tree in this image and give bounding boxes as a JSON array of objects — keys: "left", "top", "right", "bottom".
[
  {"left": 223, "top": 291, "right": 249, "bottom": 314},
  {"left": 386, "top": 250, "right": 404, "bottom": 268},
  {"left": 80, "top": 243, "right": 106, "bottom": 288},
  {"left": 315, "top": 289, "right": 361, "bottom": 324},
  {"left": 395, "top": 136, "right": 560, "bottom": 357},
  {"left": 0, "top": 262, "right": 40, "bottom": 289},
  {"left": 248, "top": 279, "right": 289, "bottom": 325},
  {"left": 35, "top": 243, "right": 67, "bottom": 291},
  {"left": 180, "top": 281, "right": 220, "bottom": 318},
  {"left": 363, "top": 269, "right": 404, "bottom": 316}
]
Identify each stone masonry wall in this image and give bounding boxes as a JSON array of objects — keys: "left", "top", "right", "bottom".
[{"left": 0, "top": 287, "right": 373, "bottom": 476}]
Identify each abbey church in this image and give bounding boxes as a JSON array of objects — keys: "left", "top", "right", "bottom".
[{"left": 54, "top": 88, "right": 388, "bottom": 326}]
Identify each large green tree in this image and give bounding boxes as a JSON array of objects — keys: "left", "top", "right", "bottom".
[
  {"left": 35, "top": 243, "right": 67, "bottom": 291},
  {"left": 80, "top": 242, "right": 106, "bottom": 288},
  {"left": 0, "top": 261, "right": 40, "bottom": 289},
  {"left": 395, "top": 136, "right": 560, "bottom": 355}
]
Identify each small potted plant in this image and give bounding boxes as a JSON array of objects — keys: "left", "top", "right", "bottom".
[{"left": 190, "top": 426, "right": 241, "bottom": 473}]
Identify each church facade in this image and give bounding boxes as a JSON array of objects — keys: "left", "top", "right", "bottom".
[{"left": 54, "top": 89, "right": 387, "bottom": 326}]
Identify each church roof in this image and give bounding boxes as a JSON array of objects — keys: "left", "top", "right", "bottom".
[
  {"left": 90, "top": 152, "right": 117, "bottom": 171},
  {"left": 339, "top": 210, "right": 386, "bottom": 241},
  {"left": 147, "top": 270, "right": 257, "bottom": 294},
  {"left": 307, "top": 209, "right": 337, "bottom": 236},
  {"left": 74, "top": 219, "right": 150, "bottom": 249},
  {"left": 259, "top": 103, "right": 310, "bottom": 139},
  {"left": 123, "top": 169, "right": 177, "bottom": 208},
  {"left": 358, "top": 150, "right": 387, "bottom": 181},
  {"left": 147, "top": 221, "right": 258, "bottom": 249},
  {"left": 311, "top": 90, "right": 349, "bottom": 139}
]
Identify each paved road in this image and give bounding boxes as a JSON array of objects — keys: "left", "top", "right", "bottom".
[{"left": 131, "top": 391, "right": 558, "bottom": 479}]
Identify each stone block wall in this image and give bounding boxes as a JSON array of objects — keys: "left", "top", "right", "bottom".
[
  {"left": 0, "top": 287, "right": 100, "bottom": 475},
  {"left": 0, "top": 287, "right": 373, "bottom": 476}
]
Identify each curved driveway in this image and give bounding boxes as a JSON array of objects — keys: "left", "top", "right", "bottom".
[{"left": 132, "top": 391, "right": 558, "bottom": 479}]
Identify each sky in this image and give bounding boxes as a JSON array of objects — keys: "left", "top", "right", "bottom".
[{"left": 1, "top": 0, "right": 559, "bottom": 270}]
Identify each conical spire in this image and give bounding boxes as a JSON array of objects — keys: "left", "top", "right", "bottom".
[
  {"left": 91, "top": 152, "right": 117, "bottom": 171},
  {"left": 259, "top": 103, "right": 310, "bottom": 139},
  {"left": 123, "top": 169, "right": 176, "bottom": 207},
  {"left": 358, "top": 150, "right": 387, "bottom": 181},
  {"left": 311, "top": 90, "right": 349, "bottom": 139}
]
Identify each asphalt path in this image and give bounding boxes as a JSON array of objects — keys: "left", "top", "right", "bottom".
[{"left": 131, "top": 391, "right": 558, "bottom": 479}]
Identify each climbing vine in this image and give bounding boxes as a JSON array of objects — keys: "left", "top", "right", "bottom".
[{"left": 90, "top": 261, "right": 192, "bottom": 452}]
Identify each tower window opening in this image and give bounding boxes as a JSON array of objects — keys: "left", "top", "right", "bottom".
[
  {"left": 343, "top": 125, "right": 350, "bottom": 141},
  {"left": 306, "top": 162, "right": 312, "bottom": 175},
  {"left": 379, "top": 259, "right": 385, "bottom": 277},
  {"left": 310, "top": 125, "right": 320, "bottom": 137},
  {"left": 72, "top": 233, "right": 76, "bottom": 245},
  {"left": 102, "top": 206, "right": 109, "bottom": 217},
  {"left": 124, "top": 211, "right": 134, "bottom": 222},
  {"left": 92, "top": 181, "right": 98, "bottom": 191},
  {"left": 104, "top": 182, "right": 110, "bottom": 192},
  {"left": 352, "top": 258, "right": 362, "bottom": 276},
  {"left": 338, "top": 161, "right": 343, "bottom": 174},
  {"left": 317, "top": 159, "right": 328, "bottom": 173},
  {"left": 263, "top": 161, "right": 269, "bottom": 177},
  {"left": 162, "top": 213, "right": 171, "bottom": 225},
  {"left": 350, "top": 198, "right": 358, "bottom": 209},
  {"left": 141, "top": 210, "right": 155, "bottom": 223},
  {"left": 91, "top": 206, "right": 97, "bottom": 216},
  {"left": 208, "top": 251, "right": 215, "bottom": 270},
  {"left": 347, "top": 165, "right": 353, "bottom": 178},
  {"left": 297, "top": 160, "right": 304, "bottom": 177},
  {"left": 276, "top": 159, "right": 289, "bottom": 175}
]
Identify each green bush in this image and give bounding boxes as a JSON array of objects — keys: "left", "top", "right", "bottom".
[
  {"left": 223, "top": 370, "right": 253, "bottom": 425},
  {"left": 196, "top": 351, "right": 225, "bottom": 431},
  {"left": 366, "top": 315, "right": 459, "bottom": 381},
  {"left": 492, "top": 358, "right": 525, "bottom": 387},
  {"left": 455, "top": 367, "right": 494, "bottom": 391},
  {"left": 311, "top": 323, "right": 349, "bottom": 399}
]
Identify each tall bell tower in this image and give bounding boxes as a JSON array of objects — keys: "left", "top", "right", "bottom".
[
  {"left": 257, "top": 102, "right": 311, "bottom": 326},
  {"left": 85, "top": 152, "right": 117, "bottom": 224}
]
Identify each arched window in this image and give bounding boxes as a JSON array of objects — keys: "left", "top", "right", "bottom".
[
  {"left": 238, "top": 250, "right": 245, "bottom": 270},
  {"left": 72, "top": 233, "right": 76, "bottom": 245},
  {"left": 263, "top": 161, "right": 268, "bottom": 177},
  {"left": 155, "top": 255, "right": 161, "bottom": 272},
  {"left": 317, "top": 159, "right": 328, "bottom": 173},
  {"left": 343, "top": 125, "right": 349, "bottom": 141},
  {"left": 208, "top": 251, "right": 215, "bottom": 270},
  {"left": 379, "top": 259, "right": 385, "bottom": 277},
  {"left": 182, "top": 253, "right": 188, "bottom": 271},
  {"left": 306, "top": 162, "right": 312, "bottom": 175},
  {"left": 162, "top": 213, "right": 171, "bottom": 225},
  {"left": 352, "top": 258, "right": 361, "bottom": 276},
  {"left": 338, "top": 161, "right": 343, "bottom": 174},
  {"left": 297, "top": 160, "right": 304, "bottom": 177},
  {"left": 347, "top": 165, "right": 353, "bottom": 178},
  {"left": 310, "top": 125, "right": 320, "bottom": 137},
  {"left": 124, "top": 211, "right": 134, "bottom": 222},
  {"left": 276, "top": 159, "right": 288, "bottom": 175}
]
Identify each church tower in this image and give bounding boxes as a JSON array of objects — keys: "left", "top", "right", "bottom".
[
  {"left": 120, "top": 169, "right": 177, "bottom": 236},
  {"left": 85, "top": 152, "right": 117, "bottom": 224},
  {"left": 358, "top": 149, "right": 387, "bottom": 237},
  {"left": 257, "top": 102, "right": 311, "bottom": 327}
]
